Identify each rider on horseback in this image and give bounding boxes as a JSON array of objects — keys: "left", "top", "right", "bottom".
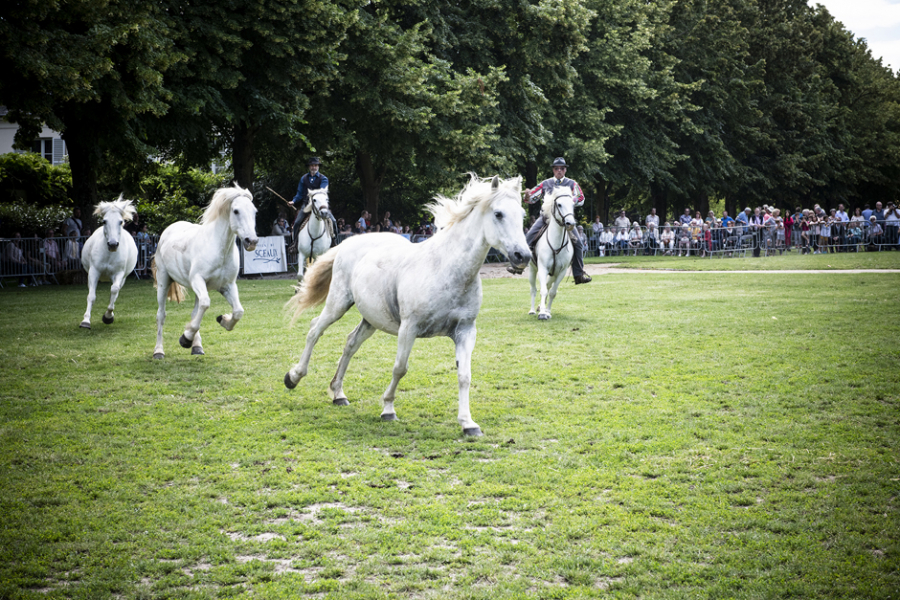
[
  {"left": 508, "top": 157, "right": 592, "bottom": 284},
  {"left": 292, "top": 157, "right": 338, "bottom": 243}
]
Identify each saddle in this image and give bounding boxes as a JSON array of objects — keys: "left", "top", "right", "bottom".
[{"left": 530, "top": 222, "right": 575, "bottom": 264}]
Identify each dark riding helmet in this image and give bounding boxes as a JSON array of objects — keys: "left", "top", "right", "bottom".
[
  {"left": 308, "top": 157, "right": 322, "bottom": 166},
  {"left": 551, "top": 157, "right": 568, "bottom": 168}
]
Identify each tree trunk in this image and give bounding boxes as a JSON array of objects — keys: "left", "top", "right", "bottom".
[
  {"left": 356, "top": 150, "right": 385, "bottom": 218},
  {"left": 650, "top": 183, "right": 668, "bottom": 223},
  {"left": 233, "top": 122, "right": 258, "bottom": 189},
  {"left": 62, "top": 127, "right": 100, "bottom": 229},
  {"left": 696, "top": 190, "right": 709, "bottom": 219},
  {"left": 724, "top": 195, "right": 737, "bottom": 219},
  {"left": 524, "top": 161, "right": 538, "bottom": 189}
]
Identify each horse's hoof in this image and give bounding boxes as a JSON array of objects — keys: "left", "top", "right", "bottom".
[
  {"left": 79, "top": 322, "right": 91, "bottom": 329},
  {"left": 179, "top": 334, "right": 192, "bottom": 348},
  {"left": 528, "top": 310, "right": 536, "bottom": 315},
  {"left": 153, "top": 353, "right": 165, "bottom": 360},
  {"left": 538, "top": 313, "right": 551, "bottom": 320},
  {"left": 191, "top": 347, "right": 205, "bottom": 355},
  {"left": 381, "top": 413, "right": 397, "bottom": 421},
  {"left": 463, "top": 427, "right": 484, "bottom": 437},
  {"left": 284, "top": 372, "right": 298, "bottom": 390},
  {"left": 216, "top": 315, "right": 223, "bottom": 324},
  {"left": 102, "top": 314, "right": 114, "bottom": 325},
  {"left": 333, "top": 398, "right": 350, "bottom": 406}
]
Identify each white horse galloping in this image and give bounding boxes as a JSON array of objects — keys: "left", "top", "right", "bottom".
[
  {"left": 529, "top": 186, "right": 576, "bottom": 320},
  {"left": 285, "top": 175, "right": 531, "bottom": 436},
  {"left": 151, "top": 184, "right": 259, "bottom": 359},
  {"left": 80, "top": 196, "right": 139, "bottom": 328},
  {"left": 294, "top": 187, "right": 333, "bottom": 281}
]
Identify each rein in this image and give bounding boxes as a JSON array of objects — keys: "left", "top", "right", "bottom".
[
  {"left": 302, "top": 194, "right": 331, "bottom": 259},
  {"left": 542, "top": 194, "right": 573, "bottom": 277}
]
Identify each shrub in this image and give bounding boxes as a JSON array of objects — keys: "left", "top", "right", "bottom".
[
  {"left": 0, "top": 152, "right": 72, "bottom": 207},
  {"left": 134, "top": 164, "right": 230, "bottom": 233}
]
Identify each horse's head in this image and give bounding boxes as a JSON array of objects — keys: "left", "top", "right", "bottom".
[
  {"left": 228, "top": 188, "right": 259, "bottom": 251},
  {"left": 485, "top": 175, "right": 531, "bottom": 269},
  {"left": 94, "top": 195, "right": 136, "bottom": 252},
  {"left": 307, "top": 187, "right": 332, "bottom": 222},
  {"left": 542, "top": 187, "right": 576, "bottom": 232}
]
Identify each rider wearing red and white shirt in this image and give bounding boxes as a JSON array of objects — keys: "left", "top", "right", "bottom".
[{"left": 507, "top": 157, "right": 591, "bottom": 284}]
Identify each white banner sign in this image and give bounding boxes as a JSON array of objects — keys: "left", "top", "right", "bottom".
[{"left": 242, "top": 235, "right": 287, "bottom": 274}]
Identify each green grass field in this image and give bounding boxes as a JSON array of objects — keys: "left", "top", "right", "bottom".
[{"left": 1, "top": 260, "right": 898, "bottom": 599}]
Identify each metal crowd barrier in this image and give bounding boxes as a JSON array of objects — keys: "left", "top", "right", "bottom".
[{"left": 585, "top": 222, "right": 899, "bottom": 259}]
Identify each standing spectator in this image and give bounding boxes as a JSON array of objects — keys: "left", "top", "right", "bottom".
[
  {"left": 591, "top": 216, "right": 604, "bottom": 257},
  {"left": 884, "top": 202, "right": 900, "bottom": 249},
  {"left": 63, "top": 208, "right": 82, "bottom": 238},
  {"left": 819, "top": 214, "right": 831, "bottom": 254},
  {"left": 614, "top": 209, "right": 630, "bottom": 232},
  {"left": 646, "top": 222, "right": 659, "bottom": 254},
  {"left": 699, "top": 222, "right": 712, "bottom": 257},
  {"left": 783, "top": 210, "right": 794, "bottom": 252},
  {"left": 850, "top": 207, "right": 865, "bottom": 227},
  {"left": 705, "top": 210, "right": 717, "bottom": 227},
  {"left": 645, "top": 208, "right": 659, "bottom": 230},
  {"left": 720, "top": 210, "right": 734, "bottom": 228},
  {"left": 872, "top": 201, "right": 885, "bottom": 229},
  {"left": 862, "top": 203, "right": 873, "bottom": 223},
  {"left": 868, "top": 215, "right": 883, "bottom": 250},
  {"left": 679, "top": 207, "right": 692, "bottom": 225},
  {"left": 736, "top": 207, "right": 750, "bottom": 234},
  {"left": 750, "top": 207, "right": 764, "bottom": 257},
  {"left": 800, "top": 213, "right": 811, "bottom": 254},
  {"left": 272, "top": 216, "right": 291, "bottom": 236},
  {"left": 43, "top": 228, "right": 64, "bottom": 276},
  {"left": 356, "top": 210, "right": 369, "bottom": 233},
  {"left": 382, "top": 211, "right": 394, "bottom": 230},
  {"left": 835, "top": 203, "right": 850, "bottom": 223}
]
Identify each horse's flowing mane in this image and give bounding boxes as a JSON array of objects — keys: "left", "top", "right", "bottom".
[
  {"left": 94, "top": 195, "right": 137, "bottom": 221},
  {"left": 429, "top": 174, "right": 523, "bottom": 230},
  {"left": 201, "top": 183, "right": 253, "bottom": 225}
]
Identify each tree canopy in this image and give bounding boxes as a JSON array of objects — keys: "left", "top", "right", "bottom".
[{"left": 1, "top": 0, "right": 898, "bottom": 226}]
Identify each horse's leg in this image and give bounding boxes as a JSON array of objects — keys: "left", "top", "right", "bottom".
[
  {"left": 546, "top": 270, "right": 564, "bottom": 315},
  {"left": 528, "top": 263, "right": 538, "bottom": 315},
  {"left": 285, "top": 295, "right": 353, "bottom": 389},
  {"left": 328, "top": 319, "right": 376, "bottom": 405},
  {"left": 153, "top": 273, "right": 169, "bottom": 359},
  {"left": 180, "top": 278, "right": 209, "bottom": 355},
  {"left": 454, "top": 324, "right": 482, "bottom": 436},
  {"left": 380, "top": 323, "right": 417, "bottom": 422},
  {"left": 102, "top": 269, "right": 127, "bottom": 325},
  {"left": 215, "top": 281, "right": 243, "bottom": 331},
  {"left": 538, "top": 267, "right": 552, "bottom": 320},
  {"left": 80, "top": 267, "right": 100, "bottom": 328}
]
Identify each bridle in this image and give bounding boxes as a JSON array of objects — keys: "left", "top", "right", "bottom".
[
  {"left": 541, "top": 192, "right": 574, "bottom": 277},
  {"left": 302, "top": 191, "right": 332, "bottom": 258}
]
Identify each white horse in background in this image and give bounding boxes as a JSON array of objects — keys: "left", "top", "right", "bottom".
[
  {"left": 285, "top": 175, "right": 531, "bottom": 436},
  {"left": 529, "top": 186, "right": 576, "bottom": 320},
  {"left": 151, "top": 184, "right": 259, "bottom": 358},
  {"left": 294, "top": 187, "right": 333, "bottom": 281},
  {"left": 79, "top": 196, "right": 139, "bottom": 329}
]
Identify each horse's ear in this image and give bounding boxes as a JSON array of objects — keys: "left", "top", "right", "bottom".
[{"left": 491, "top": 175, "right": 499, "bottom": 190}]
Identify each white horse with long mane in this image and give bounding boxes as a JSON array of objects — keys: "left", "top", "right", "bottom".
[
  {"left": 529, "top": 186, "right": 576, "bottom": 320},
  {"left": 285, "top": 174, "right": 531, "bottom": 436},
  {"left": 294, "top": 187, "right": 333, "bottom": 281},
  {"left": 151, "top": 184, "right": 259, "bottom": 358},
  {"left": 79, "top": 196, "right": 139, "bottom": 328}
]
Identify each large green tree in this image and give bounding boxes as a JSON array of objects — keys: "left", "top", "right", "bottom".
[{"left": 0, "top": 0, "right": 178, "bottom": 215}]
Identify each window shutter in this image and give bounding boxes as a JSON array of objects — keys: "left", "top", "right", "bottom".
[{"left": 52, "top": 139, "right": 66, "bottom": 165}]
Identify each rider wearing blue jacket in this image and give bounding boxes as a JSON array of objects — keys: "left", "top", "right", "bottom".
[{"left": 292, "top": 157, "right": 337, "bottom": 241}]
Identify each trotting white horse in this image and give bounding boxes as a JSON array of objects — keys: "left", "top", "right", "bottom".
[
  {"left": 79, "top": 196, "right": 139, "bottom": 328},
  {"left": 529, "top": 186, "right": 576, "bottom": 320},
  {"left": 294, "top": 187, "right": 333, "bottom": 281},
  {"left": 284, "top": 175, "right": 531, "bottom": 436},
  {"left": 151, "top": 184, "right": 259, "bottom": 359}
]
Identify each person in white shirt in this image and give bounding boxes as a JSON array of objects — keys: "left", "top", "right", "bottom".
[
  {"left": 660, "top": 223, "right": 675, "bottom": 255},
  {"left": 645, "top": 208, "right": 659, "bottom": 229}
]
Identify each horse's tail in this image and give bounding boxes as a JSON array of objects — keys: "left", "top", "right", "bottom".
[
  {"left": 287, "top": 246, "right": 338, "bottom": 324},
  {"left": 151, "top": 256, "right": 187, "bottom": 303}
]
